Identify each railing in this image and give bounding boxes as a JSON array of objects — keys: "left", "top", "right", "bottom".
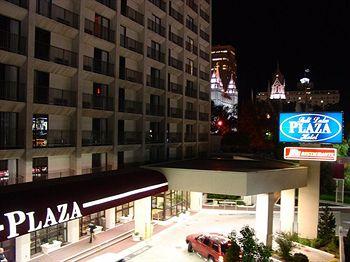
[
  {"left": 0, "top": 29, "right": 26, "bottom": 55},
  {"left": 120, "top": 34, "right": 143, "bottom": 54},
  {"left": 169, "top": 5, "right": 183, "bottom": 23},
  {"left": 186, "top": 19, "right": 198, "bottom": 33},
  {"left": 147, "top": 19, "right": 166, "bottom": 37},
  {"left": 146, "top": 104, "right": 164, "bottom": 116},
  {"left": 200, "top": 29, "right": 210, "bottom": 42},
  {"left": 36, "top": 0, "right": 79, "bottom": 29},
  {"left": 146, "top": 75, "right": 165, "bottom": 90},
  {"left": 41, "top": 169, "right": 75, "bottom": 179},
  {"left": 0, "top": 129, "right": 24, "bottom": 149},
  {"left": 96, "top": 0, "right": 116, "bottom": 10},
  {"left": 184, "top": 133, "right": 196, "bottom": 142},
  {"left": 120, "top": 68, "right": 143, "bottom": 84},
  {"left": 82, "top": 93, "right": 114, "bottom": 111},
  {"left": 0, "top": 81, "right": 25, "bottom": 102},
  {"left": 33, "top": 130, "right": 75, "bottom": 148},
  {"left": 168, "top": 82, "right": 183, "bottom": 94},
  {"left": 82, "top": 131, "right": 112, "bottom": 146},
  {"left": 6, "top": 0, "right": 27, "bottom": 8},
  {"left": 185, "top": 65, "right": 198, "bottom": 76},
  {"left": 83, "top": 56, "right": 114, "bottom": 77},
  {"left": 121, "top": 5, "right": 144, "bottom": 26},
  {"left": 167, "top": 132, "right": 182, "bottom": 143},
  {"left": 118, "top": 131, "right": 142, "bottom": 145},
  {"left": 148, "top": 0, "right": 166, "bottom": 11},
  {"left": 200, "top": 9, "right": 210, "bottom": 22},
  {"left": 185, "top": 110, "right": 197, "bottom": 120},
  {"left": 169, "top": 31, "right": 183, "bottom": 47},
  {"left": 168, "top": 107, "right": 182, "bottom": 118},
  {"left": 199, "top": 91, "right": 210, "bottom": 101},
  {"left": 168, "top": 56, "right": 183, "bottom": 70},
  {"left": 119, "top": 99, "right": 142, "bottom": 114},
  {"left": 146, "top": 134, "right": 164, "bottom": 144},
  {"left": 35, "top": 42, "right": 77, "bottom": 67},
  {"left": 185, "top": 42, "right": 198, "bottom": 55},
  {"left": 34, "top": 86, "right": 76, "bottom": 107},
  {"left": 85, "top": 19, "right": 115, "bottom": 43},
  {"left": 186, "top": 0, "right": 198, "bottom": 13},
  {"left": 199, "top": 70, "right": 210, "bottom": 81},
  {"left": 199, "top": 112, "right": 209, "bottom": 121},
  {"left": 185, "top": 87, "right": 197, "bottom": 98},
  {"left": 199, "top": 133, "right": 208, "bottom": 141},
  {"left": 147, "top": 47, "right": 165, "bottom": 63},
  {"left": 200, "top": 49, "right": 210, "bottom": 61}
]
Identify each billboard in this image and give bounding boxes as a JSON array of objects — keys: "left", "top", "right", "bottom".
[
  {"left": 279, "top": 112, "right": 343, "bottom": 143},
  {"left": 284, "top": 147, "right": 337, "bottom": 162}
]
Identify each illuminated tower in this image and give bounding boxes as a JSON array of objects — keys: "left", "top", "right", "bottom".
[{"left": 269, "top": 64, "right": 286, "bottom": 100}]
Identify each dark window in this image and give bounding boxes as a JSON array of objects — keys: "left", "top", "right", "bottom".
[{"left": 32, "top": 157, "right": 48, "bottom": 181}]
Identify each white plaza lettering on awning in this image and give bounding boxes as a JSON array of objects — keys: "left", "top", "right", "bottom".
[{"left": 82, "top": 182, "right": 169, "bottom": 208}]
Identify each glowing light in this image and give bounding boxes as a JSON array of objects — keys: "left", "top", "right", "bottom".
[{"left": 217, "top": 120, "right": 223, "bottom": 126}]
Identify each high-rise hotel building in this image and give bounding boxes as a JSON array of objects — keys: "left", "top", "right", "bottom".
[{"left": 0, "top": 0, "right": 211, "bottom": 259}]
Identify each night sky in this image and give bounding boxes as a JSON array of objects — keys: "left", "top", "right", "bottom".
[{"left": 212, "top": 1, "right": 350, "bottom": 107}]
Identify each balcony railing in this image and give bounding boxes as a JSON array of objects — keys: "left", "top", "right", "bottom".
[
  {"left": 83, "top": 93, "right": 114, "bottom": 111},
  {"left": 199, "top": 70, "right": 210, "bottom": 81},
  {"left": 200, "top": 29, "right": 210, "bottom": 42},
  {"left": 146, "top": 76, "right": 165, "bottom": 90},
  {"left": 185, "top": 65, "right": 198, "bottom": 76},
  {"left": 82, "top": 165, "right": 112, "bottom": 175},
  {"left": 83, "top": 56, "right": 114, "bottom": 77},
  {"left": 34, "top": 86, "right": 76, "bottom": 107},
  {"left": 120, "top": 35, "right": 143, "bottom": 54},
  {"left": 146, "top": 104, "right": 164, "bottom": 116},
  {"left": 168, "top": 82, "right": 183, "bottom": 94},
  {"left": 6, "top": 0, "right": 27, "bottom": 8},
  {"left": 85, "top": 19, "right": 115, "bottom": 43},
  {"left": 199, "top": 133, "right": 208, "bottom": 142},
  {"left": 169, "top": 6, "right": 183, "bottom": 23},
  {"left": 0, "top": 129, "right": 24, "bottom": 149},
  {"left": 0, "top": 30, "right": 26, "bottom": 55},
  {"left": 200, "top": 9, "right": 210, "bottom": 22},
  {"left": 186, "top": 0, "right": 198, "bottom": 13},
  {"left": 167, "top": 132, "right": 182, "bottom": 143},
  {"left": 148, "top": 0, "right": 166, "bottom": 11},
  {"left": 199, "top": 112, "right": 209, "bottom": 121},
  {"left": 119, "top": 99, "right": 142, "bottom": 114},
  {"left": 185, "top": 110, "right": 197, "bottom": 120},
  {"left": 96, "top": 0, "right": 116, "bottom": 10},
  {"left": 168, "top": 107, "right": 182, "bottom": 118},
  {"left": 0, "top": 81, "right": 25, "bottom": 102},
  {"left": 185, "top": 133, "right": 196, "bottom": 142},
  {"left": 32, "top": 169, "right": 75, "bottom": 181},
  {"left": 147, "top": 47, "right": 165, "bottom": 63},
  {"left": 121, "top": 5, "right": 144, "bottom": 26},
  {"left": 35, "top": 42, "right": 77, "bottom": 67},
  {"left": 168, "top": 56, "right": 183, "bottom": 70},
  {"left": 146, "top": 133, "right": 164, "bottom": 144},
  {"left": 186, "top": 19, "right": 198, "bottom": 33},
  {"left": 147, "top": 19, "right": 166, "bottom": 37},
  {"left": 82, "top": 131, "right": 112, "bottom": 146},
  {"left": 120, "top": 68, "right": 143, "bottom": 84},
  {"left": 185, "top": 87, "right": 197, "bottom": 98},
  {"left": 199, "top": 91, "right": 210, "bottom": 101},
  {"left": 200, "top": 49, "right": 210, "bottom": 61},
  {"left": 168, "top": 31, "right": 183, "bottom": 47},
  {"left": 185, "top": 42, "right": 198, "bottom": 55},
  {"left": 118, "top": 131, "right": 142, "bottom": 145},
  {"left": 36, "top": 0, "right": 79, "bottom": 29},
  {"left": 33, "top": 130, "right": 75, "bottom": 148}
]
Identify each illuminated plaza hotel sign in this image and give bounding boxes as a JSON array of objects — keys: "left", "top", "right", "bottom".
[{"left": 279, "top": 112, "right": 343, "bottom": 143}]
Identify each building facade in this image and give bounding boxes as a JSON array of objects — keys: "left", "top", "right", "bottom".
[{"left": 0, "top": 0, "right": 211, "bottom": 260}]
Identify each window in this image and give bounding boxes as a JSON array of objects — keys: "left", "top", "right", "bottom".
[
  {"left": 152, "top": 14, "right": 161, "bottom": 25},
  {"left": 203, "top": 237, "right": 211, "bottom": 246},
  {"left": 212, "top": 243, "right": 219, "bottom": 252}
]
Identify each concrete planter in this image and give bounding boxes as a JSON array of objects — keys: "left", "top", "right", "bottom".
[
  {"left": 41, "top": 240, "right": 62, "bottom": 254},
  {"left": 132, "top": 233, "right": 141, "bottom": 241}
]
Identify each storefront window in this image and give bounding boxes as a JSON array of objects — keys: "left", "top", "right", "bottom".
[
  {"left": 79, "top": 211, "right": 105, "bottom": 237},
  {"left": 0, "top": 239, "right": 15, "bottom": 261},
  {"left": 115, "top": 202, "right": 134, "bottom": 223}
]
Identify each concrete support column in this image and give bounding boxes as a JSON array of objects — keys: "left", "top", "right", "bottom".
[
  {"left": 18, "top": 157, "right": 32, "bottom": 183},
  {"left": 298, "top": 161, "right": 320, "bottom": 239},
  {"left": 190, "top": 192, "right": 203, "bottom": 211},
  {"left": 15, "top": 233, "right": 31, "bottom": 262},
  {"left": 280, "top": 189, "right": 295, "bottom": 233},
  {"left": 255, "top": 193, "right": 274, "bottom": 247},
  {"left": 105, "top": 208, "right": 116, "bottom": 230},
  {"left": 67, "top": 219, "right": 80, "bottom": 244},
  {"left": 7, "top": 159, "right": 17, "bottom": 185},
  {"left": 134, "top": 197, "right": 152, "bottom": 240}
]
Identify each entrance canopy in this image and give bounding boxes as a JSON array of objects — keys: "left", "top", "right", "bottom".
[
  {"left": 147, "top": 157, "right": 307, "bottom": 196},
  {"left": 0, "top": 168, "right": 168, "bottom": 242}
]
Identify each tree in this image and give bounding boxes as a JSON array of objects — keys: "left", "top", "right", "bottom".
[
  {"left": 225, "top": 230, "right": 241, "bottom": 262},
  {"left": 317, "top": 205, "right": 336, "bottom": 246},
  {"left": 211, "top": 101, "right": 237, "bottom": 135}
]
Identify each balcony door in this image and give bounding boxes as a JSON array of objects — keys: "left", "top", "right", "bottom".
[
  {"left": 32, "top": 114, "right": 48, "bottom": 148},
  {"left": 35, "top": 27, "right": 51, "bottom": 60},
  {"left": 0, "top": 15, "right": 21, "bottom": 52},
  {"left": 118, "top": 88, "right": 125, "bottom": 111},
  {"left": 0, "top": 63, "right": 19, "bottom": 101},
  {"left": 92, "top": 118, "right": 107, "bottom": 144},
  {"left": 119, "top": 56, "right": 126, "bottom": 79},
  {"left": 0, "top": 112, "right": 18, "bottom": 149},
  {"left": 93, "top": 83, "right": 108, "bottom": 109},
  {"left": 94, "top": 14, "right": 110, "bottom": 39},
  {"left": 94, "top": 48, "right": 109, "bottom": 74},
  {"left": 118, "top": 120, "right": 124, "bottom": 144},
  {"left": 34, "top": 71, "right": 49, "bottom": 104},
  {"left": 32, "top": 157, "right": 48, "bottom": 181}
]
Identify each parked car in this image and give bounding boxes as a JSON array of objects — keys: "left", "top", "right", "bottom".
[{"left": 186, "top": 233, "right": 231, "bottom": 262}]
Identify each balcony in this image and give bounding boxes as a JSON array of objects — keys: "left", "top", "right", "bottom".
[
  {"left": 36, "top": 0, "right": 79, "bottom": 29},
  {"left": 33, "top": 130, "right": 75, "bottom": 148},
  {"left": 169, "top": 31, "right": 183, "bottom": 47},
  {"left": 5, "top": 0, "right": 27, "bottom": 8},
  {"left": 83, "top": 56, "right": 114, "bottom": 77},
  {"left": 148, "top": 0, "right": 166, "bottom": 11},
  {"left": 168, "top": 82, "right": 183, "bottom": 95},
  {"left": 200, "top": 29, "right": 210, "bottom": 42},
  {"left": 184, "top": 133, "right": 196, "bottom": 142},
  {"left": 96, "top": 0, "right": 116, "bottom": 10},
  {"left": 199, "top": 133, "right": 208, "bottom": 142},
  {"left": 167, "top": 132, "right": 182, "bottom": 143},
  {"left": 119, "top": 99, "right": 142, "bottom": 114},
  {"left": 35, "top": 42, "right": 77, "bottom": 68},
  {"left": 0, "top": 129, "right": 24, "bottom": 149},
  {"left": 85, "top": 19, "right": 115, "bottom": 43},
  {"left": 199, "top": 91, "right": 209, "bottom": 101},
  {"left": 169, "top": 5, "right": 183, "bottom": 24},
  {"left": 146, "top": 76, "right": 165, "bottom": 90},
  {"left": 120, "top": 35, "right": 143, "bottom": 55},
  {"left": 185, "top": 110, "right": 197, "bottom": 120},
  {"left": 146, "top": 133, "right": 164, "bottom": 144},
  {"left": 34, "top": 86, "right": 76, "bottom": 107},
  {"left": 0, "top": 30, "right": 26, "bottom": 55},
  {"left": 168, "top": 56, "right": 183, "bottom": 71},
  {"left": 199, "top": 70, "right": 210, "bottom": 81},
  {"left": 82, "top": 165, "right": 112, "bottom": 175},
  {"left": 199, "top": 112, "right": 209, "bottom": 121},
  {"left": 185, "top": 87, "right": 197, "bottom": 98},
  {"left": 83, "top": 94, "right": 114, "bottom": 111},
  {"left": 82, "top": 131, "right": 112, "bottom": 146},
  {"left": 120, "top": 68, "right": 143, "bottom": 84},
  {"left": 121, "top": 5, "right": 144, "bottom": 26},
  {"left": 147, "top": 47, "right": 165, "bottom": 63},
  {"left": 147, "top": 19, "right": 166, "bottom": 37},
  {"left": 0, "top": 81, "right": 25, "bottom": 102},
  {"left": 199, "top": 49, "right": 210, "bottom": 62},
  {"left": 118, "top": 131, "right": 142, "bottom": 145},
  {"left": 200, "top": 9, "right": 210, "bottom": 23},
  {"left": 185, "top": 65, "right": 198, "bottom": 76},
  {"left": 186, "top": 19, "right": 198, "bottom": 33},
  {"left": 185, "top": 42, "right": 198, "bottom": 55},
  {"left": 186, "top": 0, "right": 198, "bottom": 13},
  {"left": 146, "top": 104, "right": 164, "bottom": 116},
  {"left": 168, "top": 107, "right": 182, "bottom": 118}
]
